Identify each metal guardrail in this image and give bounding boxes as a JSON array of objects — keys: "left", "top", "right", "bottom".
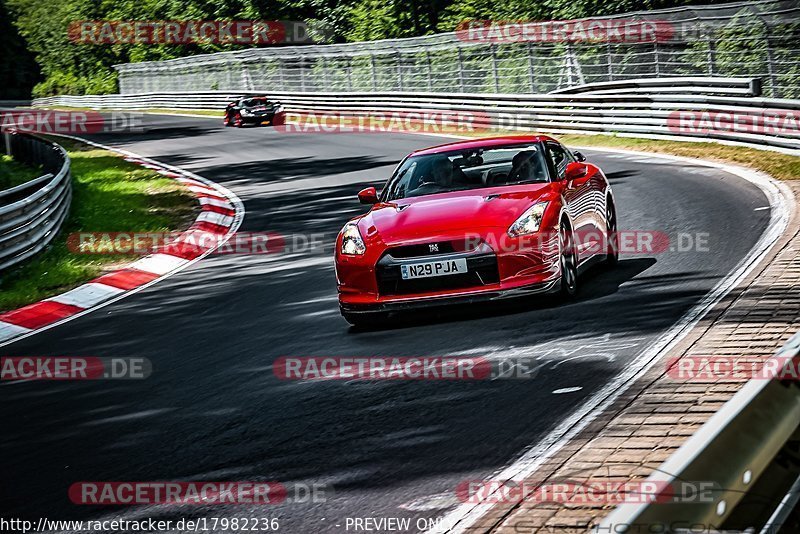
[
  {"left": 0, "top": 132, "right": 72, "bottom": 272},
  {"left": 600, "top": 331, "right": 800, "bottom": 532},
  {"left": 32, "top": 80, "right": 800, "bottom": 154},
  {"left": 549, "top": 76, "right": 762, "bottom": 96},
  {"left": 111, "top": 0, "right": 800, "bottom": 98}
]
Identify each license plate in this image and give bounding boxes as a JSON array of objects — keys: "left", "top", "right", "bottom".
[{"left": 400, "top": 258, "right": 468, "bottom": 280}]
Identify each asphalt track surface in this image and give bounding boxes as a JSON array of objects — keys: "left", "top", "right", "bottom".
[{"left": 1, "top": 115, "right": 772, "bottom": 533}]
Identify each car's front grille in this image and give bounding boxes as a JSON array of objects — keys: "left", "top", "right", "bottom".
[
  {"left": 386, "top": 239, "right": 478, "bottom": 259},
  {"left": 375, "top": 253, "right": 499, "bottom": 296}
]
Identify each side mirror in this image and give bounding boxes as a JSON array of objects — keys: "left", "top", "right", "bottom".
[
  {"left": 565, "top": 162, "right": 588, "bottom": 181},
  {"left": 573, "top": 151, "right": 586, "bottom": 162},
  {"left": 357, "top": 186, "right": 379, "bottom": 204}
]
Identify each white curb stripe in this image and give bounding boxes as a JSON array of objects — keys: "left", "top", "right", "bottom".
[
  {"left": 129, "top": 253, "right": 189, "bottom": 275},
  {"left": 198, "top": 197, "right": 234, "bottom": 209},
  {"left": 175, "top": 177, "right": 205, "bottom": 186},
  {"left": 0, "top": 321, "right": 32, "bottom": 342},
  {"left": 188, "top": 185, "right": 226, "bottom": 198},
  {"left": 196, "top": 211, "right": 234, "bottom": 227},
  {"left": 47, "top": 282, "right": 125, "bottom": 309}
]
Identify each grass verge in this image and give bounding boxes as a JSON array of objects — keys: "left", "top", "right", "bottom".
[{"left": 0, "top": 137, "right": 197, "bottom": 312}]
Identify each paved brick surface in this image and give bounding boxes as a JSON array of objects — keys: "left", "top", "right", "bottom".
[{"left": 479, "top": 182, "right": 800, "bottom": 533}]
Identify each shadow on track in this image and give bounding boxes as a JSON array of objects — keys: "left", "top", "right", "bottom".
[{"left": 346, "top": 258, "right": 658, "bottom": 332}]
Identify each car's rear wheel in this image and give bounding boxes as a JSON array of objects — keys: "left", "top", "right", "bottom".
[
  {"left": 605, "top": 197, "right": 619, "bottom": 266},
  {"left": 233, "top": 113, "right": 243, "bottom": 128},
  {"left": 559, "top": 221, "right": 578, "bottom": 298}
]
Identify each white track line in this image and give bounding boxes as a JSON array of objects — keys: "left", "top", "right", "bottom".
[{"left": 428, "top": 148, "right": 793, "bottom": 534}]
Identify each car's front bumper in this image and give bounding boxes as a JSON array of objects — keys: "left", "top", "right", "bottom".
[
  {"left": 241, "top": 110, "right": 285, "bottom": 123},
  {"left": 241, "top": 113, "right": 274, "bottom": 123},
  {"left": 336, "top": 228, "right": 562, "bottom": 311},
  {"left": 339, "top": 278, "right": 560, "bottom": 314}
]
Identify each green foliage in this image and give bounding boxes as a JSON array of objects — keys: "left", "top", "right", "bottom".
[
  {"left": 5, "top": 0, "right": 796, "bottom": 97},
  {"left": 0, "top": 0, "right": 41, "bottom": 99}
]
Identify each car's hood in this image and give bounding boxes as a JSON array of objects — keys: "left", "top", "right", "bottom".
[{"left": 361, "top": 184, "right": 555, "bottom": 245}]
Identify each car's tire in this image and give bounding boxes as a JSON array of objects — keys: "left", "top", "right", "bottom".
[
  {"left": 559, "top": 221, "right": 579, "bottom": 298},
  {"left": 341, "top": 311, "right": 388, "bottom": 328},
  {"left": 223, "top": 115, "right": 232, "bottom": 127},
  {"left": 605, "top": 197, "right": 619, "bottom": 267},
  {"left": 233, "top": 113, "right": 243, "bottom": 128}
]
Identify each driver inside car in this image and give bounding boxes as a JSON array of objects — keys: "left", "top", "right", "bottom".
[
  {"left": 409, "top": 156, "right": 454, "bottom": 196},
  {"left": 508, "top": 150, "right": 546, "bottom": 183}
]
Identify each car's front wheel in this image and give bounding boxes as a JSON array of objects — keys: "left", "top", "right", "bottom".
[
  {"left": 233, "top": 112, "right": 243, "bottom": 128},
  {"left": 559, "top": 222, "right": 579, "bottom": 298},
  {"left": 605, "top": 198, "right": 619, "bottom": 266}
]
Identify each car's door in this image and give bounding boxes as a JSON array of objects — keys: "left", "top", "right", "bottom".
[{"left": 545, "top": 141, "right": 601, "bottom": 263}]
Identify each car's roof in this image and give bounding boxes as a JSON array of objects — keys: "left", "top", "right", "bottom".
[{"left": 410, "top": 135, "right": 556, "bottom": 156}]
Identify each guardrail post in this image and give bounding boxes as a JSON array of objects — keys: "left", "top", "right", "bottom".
[
  {"left": 490, "top": 44, "right": 500, "bottom": 92},
  {"left": 425, "top": 51, "right": 433, "bottom": 91},
  {"left": 654, "top": 40, "right": 661, "bottom": 77},
  {"left": 300, "top": 56, "right": 306, "bottom": 92},
  {"left": 764, "top": 29, "right": 780, "bottom": 98},
  {"left": 606, "top": 42, "right": 613, "bottom": 81},
  {"left": 321, "top": 57, "right": 328, "bottom": 90},
  {"left": 277, "top": 58, "right": 285, "bottom": 91},
  {"left": 370, "top": 55, "right": 378, "bottom": 91},
  {"left": 240, "top": 60, "right": 254, "bottom": 91},
  {"left": 396, "top": 52, "right": 404, "bottom": 91},
  {"left": 706, "top": 33, "right": 716, "bottom": 76},
  {"left": 3, "top": 132, "right": 10, "bottom": 158},
  {"left": 527, "top": 42, "right": 536, "bottom": 93},
  {"left": 346, "top": 57, "right": 353, "bottom": 91},
  {"left": 457, "top": 47, "right": 466, "bottom": 92}
]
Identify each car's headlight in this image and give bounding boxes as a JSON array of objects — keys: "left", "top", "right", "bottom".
[
  {"left": 341, "top": 222, "right": 366, "bottom": 255},
  {"left": 507, "top": 202, "right": 548, "bottom": 237}
]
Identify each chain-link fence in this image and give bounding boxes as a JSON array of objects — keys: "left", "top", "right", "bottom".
[{"left": 116, "top": 0, "right": 800, "bottom": 99}]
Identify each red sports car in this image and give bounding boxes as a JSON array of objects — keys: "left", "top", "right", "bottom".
[{"left": 335, "top": 135, "right": 618, "bottom": 325}]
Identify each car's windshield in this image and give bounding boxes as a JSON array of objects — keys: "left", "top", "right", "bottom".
[
  {"left": 243, "top": 98, "right": 270, "bottom": 107},
  {"left": 381, "top": 144, "right": 549, "bottom": 201}
]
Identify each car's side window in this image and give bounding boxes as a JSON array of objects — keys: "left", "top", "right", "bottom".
[{"left": 546, "top": 142, "right": 572, "bottom": 180}]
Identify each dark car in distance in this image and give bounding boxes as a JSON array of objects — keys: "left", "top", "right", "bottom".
[{"left": 224, "top": 97, "right": 286, "bottom": 127}]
